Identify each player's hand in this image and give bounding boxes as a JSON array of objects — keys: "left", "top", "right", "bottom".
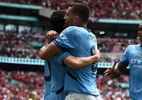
[
  {"left": 46, "top": 30, "right": 59, "bottom": 43},
  {"left": 94, "top": 49, "right": 101, "bottom": 61},
  {"left": 104, "top": 59, "right": 119, "bottom": 76}
]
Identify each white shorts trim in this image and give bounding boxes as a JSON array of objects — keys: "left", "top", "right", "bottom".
[{"left": 65, "top": 91, "right": 103, "bottom": 100}]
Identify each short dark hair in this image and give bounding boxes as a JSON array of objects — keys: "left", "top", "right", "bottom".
[
  {"left": 50, "top": 11, "right": 65, "bottom": 33},
  {"left": 69, "top": 3, "right": 90, "bottom": 23}
]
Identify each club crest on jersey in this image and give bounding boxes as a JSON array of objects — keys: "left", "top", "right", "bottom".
[
  {"left": 88, "top": 34, "right": 96, "bottom": 42},
  {"left": 59, "top": 33, "right": 67, "bottom": 41}
]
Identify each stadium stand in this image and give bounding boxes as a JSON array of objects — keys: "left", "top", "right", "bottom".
[
  {"left": 0, "top": 0, "right": 141, "bottom": 19},
  {"left": 0, "top": 69, "right": 130, "bottom": 100},
  {"left": 0, "top": 32, "right": 140, "bottom": 61},
  {"left": 0, "top": 0, "right": 141, "bottom": 99}
]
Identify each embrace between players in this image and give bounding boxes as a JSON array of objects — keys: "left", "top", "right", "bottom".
[{"left": 39, "top": 3, "right": 142, "bottom": 100}]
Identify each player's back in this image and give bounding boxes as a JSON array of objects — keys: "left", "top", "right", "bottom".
[
  {"left": 54, "top": 26, "right": 99, "bottom": 96},
  {"left": 43, "top": 52, "right": 69, "bottom": 100}
]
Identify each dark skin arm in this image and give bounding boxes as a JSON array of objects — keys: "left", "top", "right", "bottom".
[{"left": 104, "top": 60, "right": 128, "bottom": 78}]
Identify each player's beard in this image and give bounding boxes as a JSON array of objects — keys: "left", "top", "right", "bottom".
[
  {"left": 140, "top": 39, "right": 142, "bottom": 47},
  {"left": 141, "top": 40, "right": 142, "bottom": 46}
]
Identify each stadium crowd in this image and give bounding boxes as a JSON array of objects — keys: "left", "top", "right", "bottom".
[
  {"left": 0, "top": 32, "right": 139, "bottom": 62},
  {"left": 0, "top": 70, "right": 44, "bottom": 100},
  {"left": 0, "top": 0, "right": 141, "bottom": 19},
  {"left": 0, "top": 69, "right": 129, "bottom": 100},
  {"left": 0, "top": 0, "right": 140, "bottom": 100},
  {"left": 0, "top": 32, "right": 44, "bottom": 59}
]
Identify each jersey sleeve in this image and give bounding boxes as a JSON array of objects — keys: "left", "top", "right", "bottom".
[
  {"left": 120, "top": 45, "right": 131, "bottom": 65},
  {"left": 53, "top": 26, "right": 77, "bottom": 51},
  {"left": 57, "top": 52, "right": 71, "bottom": 65}
]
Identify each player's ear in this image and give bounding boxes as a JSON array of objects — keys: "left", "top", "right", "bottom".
[{"left": 74, "top": 16, "right": 79, "bottom": 22}]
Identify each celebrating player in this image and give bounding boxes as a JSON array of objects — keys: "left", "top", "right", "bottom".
[
  {"left": 40, "top": 9, "right": 101, "bottom": 100},
  {"left": 104, "top": 22, "right": 142, "bottom": 100}
]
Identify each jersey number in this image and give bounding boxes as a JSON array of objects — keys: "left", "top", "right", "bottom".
[{"left": 90, "top": 46, "right": 98, "bottom": 72}]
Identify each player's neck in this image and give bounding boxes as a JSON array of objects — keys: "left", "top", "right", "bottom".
[{"left": 75, "top": 22, "right": 87, "bottom": 27}]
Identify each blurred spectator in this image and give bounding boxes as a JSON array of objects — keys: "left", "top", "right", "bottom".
[
  {"left": 0, "top": 69, "right": 130, "bottom": 100},
  {"left": 28, "top": 91, "right": 37, "bottom": 100},
  {"left": 0, "top": 70, "right": 44, "bottom": 100},
  {"left": 0, "top": 0, "right": 140, "bottom": 19},
  {"left": 0, "top": 32, "right": 139, "bottom": 62}
]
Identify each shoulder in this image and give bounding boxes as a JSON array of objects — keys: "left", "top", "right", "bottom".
[
  {"left": 126, "top": 44, "right": 134, "bottom": 48},
  {"left": 127, "top": 44, "right": 139, "bottom": 49},
  {"left": 60, "top": 26, "right": 75, "bottom": 34},
  {"left": 65, "top": 26, "right": 83, "bottom": 31},
  {"left": 60, "top": 26, "right": 78, "bottom": 37},
  {"left": 124, "top": 44, "right": 138, "bottom": 53},
  {"left": 64, "top": 26, "right": 76, "bottom": 30}
]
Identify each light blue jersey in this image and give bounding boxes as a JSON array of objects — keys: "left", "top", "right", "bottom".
[
  {"left": 120, "top": 44, "right": 142, "bottom": 100},
  {"left": 43, "top": 52, "right": 70, "bottom": 100},
  {"left": 54, "top": 26, "right": 99, "bottom": 96}
]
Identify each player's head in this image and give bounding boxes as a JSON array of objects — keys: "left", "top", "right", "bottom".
[
  {"left": 138, "top": 22, "right": 142, "bottom": 41},
  {"left": 64, "top": 3, "right": 90, "bottom": 27},
  {"left": 50, "top": 10, "right": 65, "bottom": 33},
  {"left": 29, "top": 91, "right": 37, "bottom": 100}
]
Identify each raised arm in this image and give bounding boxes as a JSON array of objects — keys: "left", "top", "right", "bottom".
[{"left": 39, "top": 30, "right": 61, "bottom": 60}]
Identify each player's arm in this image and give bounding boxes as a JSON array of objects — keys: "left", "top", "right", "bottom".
[
  {"left": 39, "top": 42, "right": 61, "bottom": 59},
  {"left": 39, "top": 30, "right": 61, "bottom": 59},
  {"left": 63, "top": 49, "right": 101, "bottom": 69},
  {"left": 104, "top": 60, "right": 128, "bottom": 78}
]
